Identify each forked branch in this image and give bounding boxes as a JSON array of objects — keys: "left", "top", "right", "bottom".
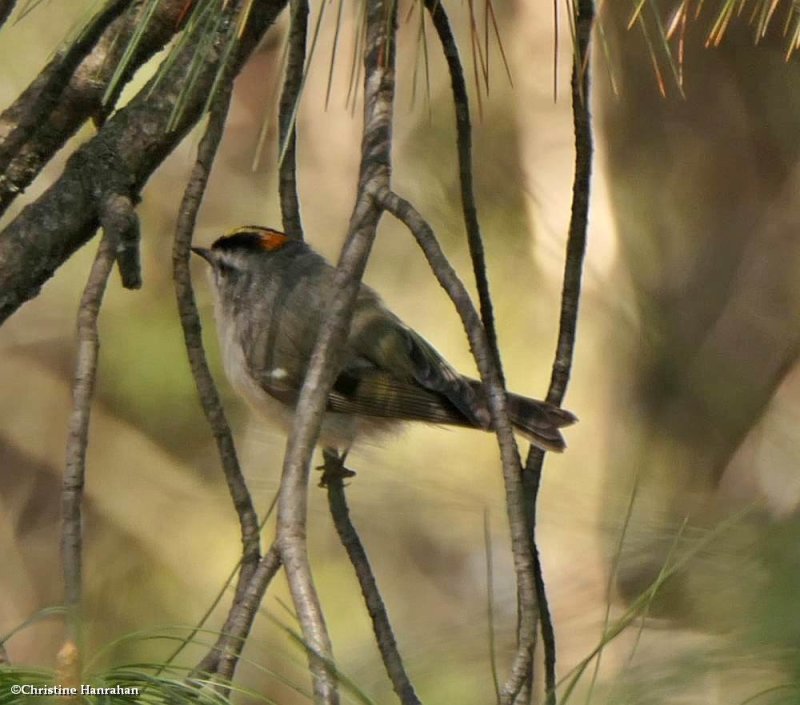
[{"left": 523, "top": 1, "right": 595, "bottom": 703}]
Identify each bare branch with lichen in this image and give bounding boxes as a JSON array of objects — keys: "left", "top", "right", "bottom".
[
  {"left": 0, "top": 0, "right": 190, "bottom": 217},
  {"left": 0, "top": 0, "right": 130, "bottom": 181},
  {"left": 0, "top": 0, "right": 288, "bottom": 327}
]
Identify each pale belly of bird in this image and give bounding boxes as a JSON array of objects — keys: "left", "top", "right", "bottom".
[{"left": 220, "top": 326, "right": 398, "bottom": 450}]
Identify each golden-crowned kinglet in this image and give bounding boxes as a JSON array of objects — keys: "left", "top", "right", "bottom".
[{"left": 192, "top": 226, "right": 575, "bottom": 451}]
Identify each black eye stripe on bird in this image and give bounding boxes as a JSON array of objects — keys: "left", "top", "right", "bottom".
[{"left": 192, "top": 226, "right": 577, "bottom": 452}]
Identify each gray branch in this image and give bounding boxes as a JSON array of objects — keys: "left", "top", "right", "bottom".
[
  {"left": 62, "top": 235, "right": 116, "bottom": 645},
  {"left": 275, "top": 1, "right": 398, "bottom": 703},
  {"left": 523, "top": 2, "right": 595, "bottom": 704},
  {"left": 369, "top": 185, "right": 537, "bottom": 705},
  {"left": 322, "top": 450, "right": 422, "bottom": 705},
  {"left": 279, "top": 0, "right": 308, "bottom": 240}
]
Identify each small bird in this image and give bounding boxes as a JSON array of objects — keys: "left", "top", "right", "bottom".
[{"left": 192, "top": 226, "right": 576, "bottom": 452}]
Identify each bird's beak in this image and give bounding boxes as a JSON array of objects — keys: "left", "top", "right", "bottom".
[{"left": 191, "top": 246, "right": 213, "bottom": 265}]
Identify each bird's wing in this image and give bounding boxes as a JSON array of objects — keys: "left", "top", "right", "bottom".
[
  {"left": 327, "top": 367, "right": 472, "bottom": 425},
  {"left": 341, "top": 310, "right": 490, "bottom": 428}
]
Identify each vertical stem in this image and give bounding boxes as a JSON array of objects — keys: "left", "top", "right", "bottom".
[
  {"left": 62, "top": 235, "right": 116, "bottom": 650},
  {"left": 523, "top": 1, "right": 594, "bottom": 703},
  {"left": 275, "top": 1, "right": 399, "bottom": 703},
  {"left": 323, "top": 450, "right": 422, "bottom": 705},
  {"left": 279, "top": 0, "right": 309, "bottom": 240}
]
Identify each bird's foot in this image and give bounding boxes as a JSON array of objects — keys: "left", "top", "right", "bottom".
[{"left": 317, "top": 448, "right": 356, "bottom": 487}]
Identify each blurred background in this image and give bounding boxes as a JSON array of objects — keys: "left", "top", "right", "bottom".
[{"left": 1, "top": 1, "right": 799, "bottom": 703}]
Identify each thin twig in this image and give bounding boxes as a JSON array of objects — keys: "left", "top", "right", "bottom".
[
  {"left": 424, "top": 0, "right": 503, "bottom": 382},
  {"left": 172, "top": 58, "right": 263, "bottom": 684},
  {"left": 62, "top": 234, "right": 116, "bottom": 658},
  {"left": 211, "top": 543, "right": 283, "bottom": 684},
  {"left": 279, "top": 0, "right": 308, "bottom": 240},
  {"left": 322, "top": 449, "right": 422, "bottom": 705},
  {"left": 275, "top": 1, "right": 399, "bottom": 703},
  {"left": 484, "top": 509, "right": 501, "bottom": 702},
  {"left": 370, "top": 185, "right": 535, "bottom": 705},
  {"left": 523, "top": 1, "right": 594, "bottom": 703}
]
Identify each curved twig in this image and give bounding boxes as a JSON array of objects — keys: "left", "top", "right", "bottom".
[
  {"left": 171, "top": 43, "right": 264, "bottom": 686},
  {"left": 279, "top": 0, "right": 308, "bottom": 240},
  {"left": 424, "top": 0, "right": 503, "bottom": 381},
  {"left": 275, "top": 1, "right": 399, "bottom": 703},
  {"left": 369, "top": 185, "right": 535, "bottom": 705},
  {"left": 523, "top": 1, "right": 595, "bottom": 703},
  {"left": 62, "top": 235, "right": 116, "bottom": 651},
  {"left": 322, "top": 450, "right": 422, "bottom": 705}
]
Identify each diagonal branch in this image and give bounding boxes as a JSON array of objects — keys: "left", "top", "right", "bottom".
[
  {"left": 424, "top": 0, "right": 503, "bottom": 381},
  {"left": 0, "top": 0, "right": 131, "bottom": 178},
  {"left": 0, "top": 1, "right": 15, "bottom": 30},
  {"left": 0, "top": 0, "right": 288, "bottom": 327},
  {"left": 195, "top": 543, "right": 283, "bottom": 687},
  {"left": 279, "top": 0, "right": 308, "bottom": 240},
  {"left": 275, "top": 1, "right": 398, "bottom": 703},
  {"left": 523, "top": 1, "right": 595, "bottom": 703},
  {"left": 369, "top": 185, "right": 536, "bottom": 705},
  {"left": 322, "top": 450, "right": 422, "bottom": 705},
  {"left": 0, "top": 0, "right": 190, "bottom": 216}
]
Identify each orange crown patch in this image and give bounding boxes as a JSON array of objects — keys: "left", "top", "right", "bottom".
[{"left": 216, "top": 226, "right": 290, "bottom": 253}]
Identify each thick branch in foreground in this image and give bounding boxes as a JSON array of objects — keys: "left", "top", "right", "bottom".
[
  {"left": 523, "top": 1, "right": 594, "bottom": 703},
  {"left": 0, "top": 0, "right": 130, "bottom": 178},
  {"left": 62, "top": 235, "right": 116, "bottom": 646},
  {"left": 322, "top": 450, "right": 422, "bottom": 705},
  {"left": 275, "top": 1, "right": 398, "bottom": 703},
  {"left": 0, "top": 0, "right": 190, "bottom": 216},
  {"left": 0, "top": 0, "right": 288, "bottom": 326},
  {"left": 278, "top": 0, "right": 308, "bottom": 240}
]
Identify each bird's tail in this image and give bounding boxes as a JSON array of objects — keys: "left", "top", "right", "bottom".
[
  {"left": 464, "top": 379, "right": 576, "bottom": 452},
  {"left": 505, "top": 391, "right": 576, "bottom": 452}
]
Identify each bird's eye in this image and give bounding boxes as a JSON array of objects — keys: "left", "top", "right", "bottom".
[{"left": 217, "top": 261, "right": 235, "bottom": 277}]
